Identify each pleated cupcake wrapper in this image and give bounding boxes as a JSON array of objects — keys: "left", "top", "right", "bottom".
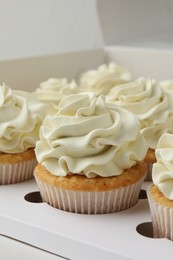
[
  {"left": 35, "top": 174, "right": 145, "bottom": 214},
  {"left": 144, "top": 162, "right": 153, "bottom": 181},
  {"left": 147, "top": 186, "right": 173, "bottom": 240},
  {"left": 0, "top": 159, "right": 37, "bottom": 185}
]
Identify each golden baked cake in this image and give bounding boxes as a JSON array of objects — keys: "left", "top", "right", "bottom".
[{"left": 143, "top": 148, "right": 156, "bottom": 181}]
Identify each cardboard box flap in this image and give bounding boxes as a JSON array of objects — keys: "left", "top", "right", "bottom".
[
  {"left": 0, "top": 0, "right": 103, "bottom": 61},
  {"left": 0, "top": 50, "right": 105, "bottom": 91},
  {"left": 97, "top": 0, "right": 173, "bottom": 48}
]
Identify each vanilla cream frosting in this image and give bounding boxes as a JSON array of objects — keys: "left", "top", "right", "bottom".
[
  {"left": 153, "top": 133, "right": 173, "bottom": 200},
  {"left": 107, "top": 77, "right": 173, "bottom": 149},
  {"left": 13, "top": 90, "right": 47, "bottom": 118},
  {"left": 0, "top": 83, "right": 46, "bottom": 153},
  {"left": 33, "top": 78, "right": 80, "bottom": 114},
  {"left": 160, "top": 80, "right": 173, "bottom": 110},
  {"left": 80, "top": 62, "right": 132, "bottom": 96},
  {"left": 35, "top": 92, "right": 147, "bottom": 178},
  {"left": 160, "top": 80, "right": 173, "bottom": 92}
]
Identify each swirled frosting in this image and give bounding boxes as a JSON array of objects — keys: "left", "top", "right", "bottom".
[
  {"left": 160, "top": 80, "right": 173, "bottom": 90},
  {"left": 107, "top": 77, "right": 173, "bottom": 149},
  {"left": 160, "top": 80, "right": 173, "bottom": 110},
  {"left": 153, "top": 133, "right": 173, "bottom": 200},
  {"left": 0, "top": 83, "right": 46, "bottom": 153},
  {"left": 35, "top": 92, "right": 147, "bottom": 178},
  {"left": 33, "top": 78, "right": 80, "bottom": 114},
  {"left": 80, "top": 62, "right": 132, "bottom": 96}
]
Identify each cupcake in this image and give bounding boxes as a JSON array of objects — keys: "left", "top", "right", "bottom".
[
  {"left": 107, "top": 77, "right": 173, "bottom": 180},
  {"left": 34, "top": 92, "right": 147, "bottom": 214},
  {"left": 160, "top": 79, "right": 173, "bottom": 110},
  {"left": 147, "top": 133, "right": 173, "bottom": 240},
  {"left": 79, "top": 62, "right": 132, "bottom": 96},
  {"left": 0, "top": 83, "right": 46, "bottom": 184},
  {"left": 160, "top": 79, "right": 173, "bottom": 93},
  {"left": 33, "top": 78, "right": 79, "bottom": 115}
]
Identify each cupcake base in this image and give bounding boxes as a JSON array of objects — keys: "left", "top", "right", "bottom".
[
  {"left": 34, "top": 162, "right": 146, "bottom": 214},
  {"left": 144, "top": 149, "right": 156, "bottom": 181},
  {"left": 0, "top": 149, "right": 37, "bottom": 185},
  {"left": 147, "top": 184, "right": 173, "bottom": 240}
]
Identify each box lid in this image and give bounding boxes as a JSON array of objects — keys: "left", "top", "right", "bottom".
[
  {"left": 0, "top": 0, "right": 103, "bottom": 61},
  {"left": 2, "top": 0, "right": 173, "bottom": 61},
  {"left": 97, "top": 0, "right": 173, "bottom": 49}
]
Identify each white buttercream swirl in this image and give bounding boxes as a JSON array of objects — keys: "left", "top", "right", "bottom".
[
  {"left": 33, "top": 78, "right": 80, "bottom": 114},
  {"left": 107, "top": 77, "right": 173, "bottom": 149},
  {"left": 80, "top": 62, "right": 132, "bottom": 96},
  {"left": 160, "top": 80, "right": 173, "bottom": 91},
  {"left": 153, "top": 133, "right": 173, "bottom": 200},
  {"left": 35, "top": 93, "right": 147, "bottom": 178},
  {"left": 160, "top": 80, "right": 173, "bottom": 111},
  {"left": 0, "top": 83, "right": 46, "bottom": 153}
]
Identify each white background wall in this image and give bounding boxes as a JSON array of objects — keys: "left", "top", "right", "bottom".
[
  {"left": 0, "top": 0, "right": 103, "bottom": 60},
  {"left": 0, "top": 0, "right": 173, "bottom": 61}
]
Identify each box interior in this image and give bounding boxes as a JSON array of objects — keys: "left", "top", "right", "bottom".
[
  {"left": 97, "top": 0, "right": 173, "bottom": 49},
  {"left": 105, "top": 46, "right": 173, "bottom": 81},
  {"left": 1, "top": 1, "right": 173, "bottom": 259},
  {"left": 2, "top": 0, "right": 173, "bottom": 92},
  {"left": 0, "top": 49, "right": 105, "bottom": 91},
  {"left": 1, "top": 44, "right": 173, "bottom": 93},
  {"left": 0, "top": 47, "right": 173, "bottom": 260}
]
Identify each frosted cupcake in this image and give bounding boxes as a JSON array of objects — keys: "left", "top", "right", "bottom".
[
  {"left": 80, "top": 62, "right": 132, "bottom": 96},
  {"left": 160, "top": 79, "right": 173, "bottom": 109},
  {"left": 107, "top": 77, "right": 173, "bottom": 180},
  {"left": 147, "top": 133, "right": 173, "bottom": 240},
  {"left": 0, "top": 83, "right": 46, "bottom": 185},
  {"left": 34, "top": 92, "right": 147, "bottom": 214},
  {"left": 33, "top": 78, "right": 79, "bottom": 115},
  {"left": 160, "top": 79, "right": 173, "bottom": 93}
]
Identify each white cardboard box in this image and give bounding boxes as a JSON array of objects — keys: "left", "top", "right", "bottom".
[{"left": 1, "top": 1, "right": 173, "bottom": 260}]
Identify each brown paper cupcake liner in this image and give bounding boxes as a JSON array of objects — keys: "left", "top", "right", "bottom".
[
  {"left": 147, "top": 186, "right": 173, "bottom": 240},
  {"left": 0, "top": 159, "right": 37, "bottom": 185},
  {"left": 35, "top": 174, "right": 145, "bottom": 214}
]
